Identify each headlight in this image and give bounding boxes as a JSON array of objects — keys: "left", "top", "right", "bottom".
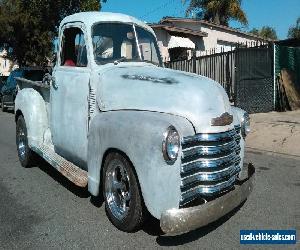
[
  {"left": 162, "top": 126, "right": 180, "bottom": 163},
  {"left": 241, "top": 112, "right": 250, "bottom": 138}
]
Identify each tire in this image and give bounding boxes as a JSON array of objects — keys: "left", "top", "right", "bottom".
[
  {"left": 16, "top": 115, "right": 38, "bottom": 168},
  {"left": 103, "top": 152, "right": 146, "bottom": 232}
]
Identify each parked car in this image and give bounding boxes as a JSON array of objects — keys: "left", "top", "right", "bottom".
[
  {"left": 1, "top": 68, "right": 46, "bottom": 111},
  {"left": 0, "top": 76, "right": 8, "bottom": 108},
  {"left": 15, "top": 12, "right": 255, "bottom": 235}
]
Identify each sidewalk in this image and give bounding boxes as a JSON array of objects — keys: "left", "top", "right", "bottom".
[{"left": 246, "top": 110, "right": 300, "bottom": 157}]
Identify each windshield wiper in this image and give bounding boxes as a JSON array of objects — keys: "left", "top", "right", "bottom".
[
  {"left": 143, "top": 60, "right": 160, "bottom": 67},
  {"left": 113, "top": 57, "right": 127, "bottom": 65}
]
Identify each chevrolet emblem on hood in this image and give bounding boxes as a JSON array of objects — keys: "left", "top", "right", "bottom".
[{"left": 211, "top": 112, "right": 233, "bottom": 126}]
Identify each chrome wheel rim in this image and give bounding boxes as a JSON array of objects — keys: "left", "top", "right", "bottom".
[
  {"left": 105, "top": 159, "right": 131, "bottom": 220},
  {"left": 17, "top": 126, "right": 26, "bottom": 161}
]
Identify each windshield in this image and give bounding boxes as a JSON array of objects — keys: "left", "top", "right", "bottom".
[{"left": 92, "top": 23, "right": 162, "bottom": 66}]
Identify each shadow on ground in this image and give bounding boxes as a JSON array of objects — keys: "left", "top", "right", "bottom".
[{"left": 36, "top": 158, "right": 90, "bottom": 199}]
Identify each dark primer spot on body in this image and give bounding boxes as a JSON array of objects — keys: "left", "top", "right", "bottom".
[{"left": 122, "top": 74, "right": 179, "bottom": 84}]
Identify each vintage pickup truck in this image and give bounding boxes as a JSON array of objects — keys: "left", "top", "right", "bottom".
[{"left": 15, "top": 12, "right": 255, "bottom": 235}]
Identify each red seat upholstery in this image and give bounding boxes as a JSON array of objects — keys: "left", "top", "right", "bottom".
[{"left": 64, "top": 59, "right": 76, "bottom": 66}]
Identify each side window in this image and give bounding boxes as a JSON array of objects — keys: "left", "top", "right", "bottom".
[{"left": 60, "top": 27, "right": 88, "bottom": 67}]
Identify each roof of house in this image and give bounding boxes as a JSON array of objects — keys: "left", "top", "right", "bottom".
[
  {"left": 150, "top": 24, "right": 208, "bottom": 37},
  {"left": 159, "top": 17, "right": 274, "bottom": 42}
]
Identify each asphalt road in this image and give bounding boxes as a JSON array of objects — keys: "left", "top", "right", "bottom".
[{"left": 0, "top": 110, "right": 299, "bottom": 249}]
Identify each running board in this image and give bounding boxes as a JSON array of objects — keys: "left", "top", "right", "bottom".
[{"left": 31, "top": 144, "right": 88, "bottom": 187}]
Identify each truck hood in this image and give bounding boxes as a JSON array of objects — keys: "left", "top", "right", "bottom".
[{"left": 97, "top": 64, "right": 233, "bottom": 132}]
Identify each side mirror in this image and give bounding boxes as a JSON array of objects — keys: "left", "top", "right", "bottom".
[{"left": 51, "top": 52, "right": 57, "bottom": 66}]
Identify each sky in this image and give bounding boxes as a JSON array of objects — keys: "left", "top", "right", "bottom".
[{"left": 102, "top": 0, "right": 300, "bottom": 39}]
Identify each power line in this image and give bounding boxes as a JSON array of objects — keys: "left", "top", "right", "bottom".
[
  {"left": 171, "top": 3, "right": 187, "bottom": 18},
  {"left": 140, "top": 0, "right": 177, "bottom": 20}
]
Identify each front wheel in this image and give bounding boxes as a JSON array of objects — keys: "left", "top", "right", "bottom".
[
  {"left": 103, "top": 152, "right": 146, "bottom": 232},
  {"left": 16, "top": 116, "right": 38, "bottom": 167}
]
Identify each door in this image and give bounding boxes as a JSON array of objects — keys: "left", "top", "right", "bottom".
[{"left": 51, "top": 24, "right": 90, "bottom": 169}]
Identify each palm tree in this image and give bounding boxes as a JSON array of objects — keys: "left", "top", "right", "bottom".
[
  {"left": 249, "top": 26, "right": 278, "bottom": 40},
  {"left": 183, "top": 0, "right": 248, "bottom": 26},
  {"left": 288, "top": 17, "right": 300, "bottom": 39}
]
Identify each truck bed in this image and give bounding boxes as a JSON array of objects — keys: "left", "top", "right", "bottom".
[{"left": 15, "top": 77, "right": 50, "bottom": 89}]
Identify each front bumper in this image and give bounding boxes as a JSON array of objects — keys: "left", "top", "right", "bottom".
[{"left": 160, "top": 163, "right": 255, "bottom": 235}]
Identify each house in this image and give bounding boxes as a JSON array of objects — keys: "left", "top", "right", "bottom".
[
  {"left": 0, "top": 48, "right": 17, "bottom": 76},
  {"left": 150, "top": 17, "right": 272, "bottom": 62}
]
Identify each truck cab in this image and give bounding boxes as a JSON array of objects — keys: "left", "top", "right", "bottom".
[{"left": 14, "top": 12, "right": 255, "bottom": 235}]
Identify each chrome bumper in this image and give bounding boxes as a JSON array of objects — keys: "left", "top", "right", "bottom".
[{"left": 160, "top": 163, "right": 255, "bottom": 235}]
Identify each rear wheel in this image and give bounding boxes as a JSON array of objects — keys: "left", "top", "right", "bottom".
[
  {"left": 103, "top": 152, "right": 146, "bottom": 232},
  {"left": 16, "top": 115, "right": 38, "bottom": 167}
]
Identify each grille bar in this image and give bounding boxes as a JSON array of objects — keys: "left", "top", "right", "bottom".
[
  {"left": 181, "top": 174, "right": 237, "bottom": 205},
  {"left": 181, "top": 164, "right": 241, "bottom": 187},
  {"left": 181, "top": 152, "right": 240, "bottom": 174},
  {"left": 182, "top": 140, "right": 240, "bottom": 163},
  {"left": 180, "top": 126, "right": 242, "bottom": 206}
]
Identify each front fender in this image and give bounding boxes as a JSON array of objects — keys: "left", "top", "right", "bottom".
[
  {"left": 15, "top": 88, "right": 48, "bottom": 146},
  {"left": 87, "top": 110, "right": 195, "bottom": 219}
]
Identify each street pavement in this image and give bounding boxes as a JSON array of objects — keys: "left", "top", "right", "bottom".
[
  {"left": 0, "top": 110, "right": 299, "bottom": 249},
  {"left": 247, "top": 110, "right": 300, "bottom": 157}
]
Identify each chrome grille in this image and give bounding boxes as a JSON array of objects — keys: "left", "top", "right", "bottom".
[{"left": 180, "top": 126, "right": 241, "bottom": 206}]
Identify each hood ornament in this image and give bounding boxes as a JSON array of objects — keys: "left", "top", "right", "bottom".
[{"left": 211, "top": 112, "right": 233, "bottom": 126}]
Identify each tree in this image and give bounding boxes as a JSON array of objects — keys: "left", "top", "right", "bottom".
[
  {"left": 0, "top": 0, "right": 107, "bottom": 66},
  {"left": 288, "top": 17, "right": 300, "bottom": 39},
  {"left": 248, "top": 28, "right": 259, "bottom": 36},
  {"left": 183, "top": 0, "right": 248, "bottom": 26},
  {"left": 249, "top": 26, "right": 278, "bottom": 40}
]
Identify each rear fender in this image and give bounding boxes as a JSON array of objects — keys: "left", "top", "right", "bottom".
[{"left": 15, "top": 88, "right": 48, "bottom": 146}]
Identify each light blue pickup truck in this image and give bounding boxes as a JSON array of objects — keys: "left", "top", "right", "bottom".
[{"left": 14, "top": 12, "right": 255, "bottom": 235}]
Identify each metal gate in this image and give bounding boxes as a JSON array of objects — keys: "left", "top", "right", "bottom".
[{"left": 235, "top": 45, "right": 274, "bottom": 113}]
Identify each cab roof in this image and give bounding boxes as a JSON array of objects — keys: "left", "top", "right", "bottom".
[{"left": 60, "top": 12, "right": 154, "bottom": 34}]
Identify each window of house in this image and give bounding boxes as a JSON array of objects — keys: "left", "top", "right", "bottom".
[
  {"left": 60, "top": 27, "right": 88, "bottom": 67},
  {"left": 168, "top": 47, "right": 190, "bottom": 61}
]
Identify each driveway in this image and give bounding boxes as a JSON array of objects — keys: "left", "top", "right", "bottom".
[{"left": 247, "top": 110, "right": 300, "bottom": 157}]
